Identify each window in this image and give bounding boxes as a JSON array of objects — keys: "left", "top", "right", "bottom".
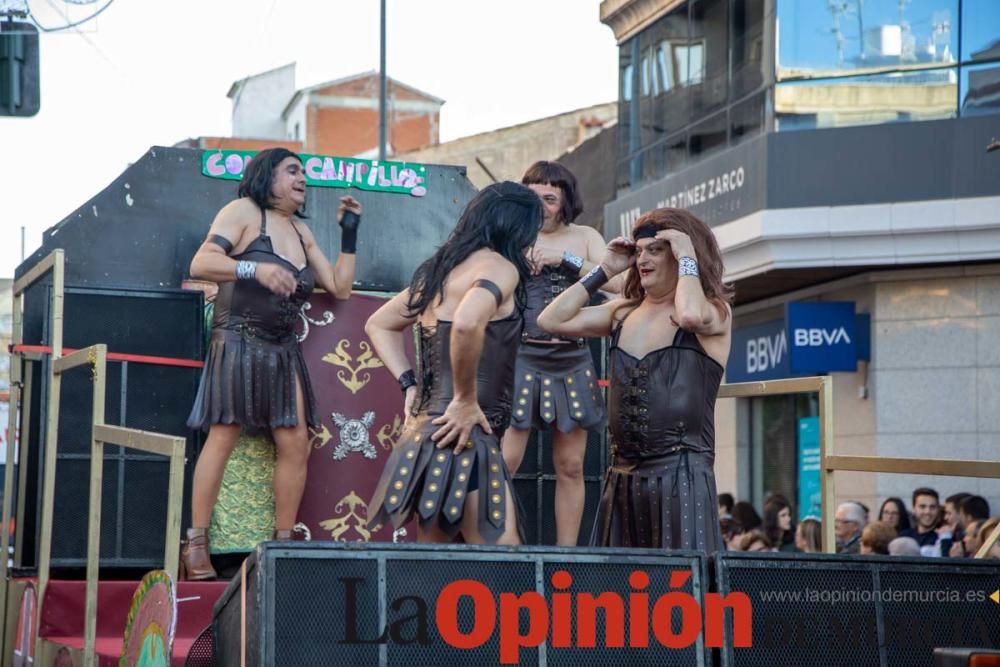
[
  {"left": 731, "top": 0, "right": 766, "bottom": 97},
  {"left": 776, "top": 67, "right": 957, "bottom": 130},
  {"left": 960, "top": 0, "right": 1000, "bottom": 63},
  {"left": 776, "top": 0, "right": 958, "bottom": 80},
  {"left": 690, "top": 0, "right": 729, "bottom": 115},
  {"left": 961, "top": 62, "right": 1000, "bottom": 115},
  {"left": 730, "top": 91, "right": 766, "bottom": 143}
]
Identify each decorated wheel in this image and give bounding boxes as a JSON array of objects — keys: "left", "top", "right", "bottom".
[{"left": 120, "top": 571, "right": 176, "bottom": 667}]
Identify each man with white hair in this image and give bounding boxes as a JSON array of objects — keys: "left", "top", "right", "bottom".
[
  {"left": 888, "top": 536, "right": 921, "bottom": 557},
  {"left": 835, "top": 501, "right": 866, "bottom": 554}
]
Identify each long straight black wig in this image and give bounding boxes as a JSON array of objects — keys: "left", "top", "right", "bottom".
[{"left": 405, "top": 181, "right": 542, "bottom": 316}]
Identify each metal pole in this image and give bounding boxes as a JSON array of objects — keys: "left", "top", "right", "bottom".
[{"left": 378, "top": 0, "right": 387, "bottom": 161}]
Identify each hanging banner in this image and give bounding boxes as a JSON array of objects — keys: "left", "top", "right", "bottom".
[
  {"left": 797, "top": 416, "right": 821, "bottom": 521},
  {"left": 201, "top": 150, "right": 428, "bottom": 197}
]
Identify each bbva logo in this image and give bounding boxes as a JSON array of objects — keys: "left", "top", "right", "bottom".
[
  {"left": 746, "top": 331, "right": 786, "bottom": 373},
  {"left": 793, "top": 327, "right": 852, "bottom": 347}
]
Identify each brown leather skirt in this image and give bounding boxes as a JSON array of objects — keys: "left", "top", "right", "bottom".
[
  {"left": 367, "top": 414, "right": 523, "bottom": 544},
  {"left": 186, "top": 328, "right": 319, "bottom": 434},
  {"left": 509, "top": 342, "right": 606, "bottom": 433},
  {"left": 590, "top": 448, "right": 724, "bottom": 553}
]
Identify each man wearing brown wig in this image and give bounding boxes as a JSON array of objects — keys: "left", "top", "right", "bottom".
[{"left": 538, "top": 208, "right": 733, "bottom": 552}]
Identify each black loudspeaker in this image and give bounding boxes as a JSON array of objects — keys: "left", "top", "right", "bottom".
[
  {"left": 214, "top": 543, "right": 711, "bottom": 667},
  {"left": 515, "top": 337, "right": 608, "bottom": 546},
  {"left": 714, "top": 552, "right": 1000, "bottom": 667},
  {"left": 17, "top": 284, "right": 204, "bottom": 571}
]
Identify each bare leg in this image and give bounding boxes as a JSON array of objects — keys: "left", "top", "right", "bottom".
[
  {"left": 190, "top": 423, "right": 241, "bottom": 528},
  {"left": 552, "top": 427, "right": 587, "bottom": 546},
  {"left": 501, "top": 426, "right": 532, "bottom": 476},
  {"left": 416, "top": 520, "right": 452, "bottom": 544},
  {"left": 460, "top": 484, "right": 521, "bottom": 546},
  {"left": 271, "top": 378, "right": 310, "bottom": 531}
]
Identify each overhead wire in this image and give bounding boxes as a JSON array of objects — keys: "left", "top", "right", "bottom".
[{"left": 27, "top": 0, "right": 113, "bottom": 31}]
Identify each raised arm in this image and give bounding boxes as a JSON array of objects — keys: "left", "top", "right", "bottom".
[
  {"left": 537, "top": 236, "right": 635, "bottom": 338},
  {"left": 657, "top": 228, "right": 728, "bottom": 336},
  {"left": 303, "top": 196, "right": 362, "bottom": 300},
  {"left": 190, "top": 199, "right": 296, "bottom": 297}
]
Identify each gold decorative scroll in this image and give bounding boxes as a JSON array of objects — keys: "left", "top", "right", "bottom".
[{"left": 322, "top": 339, "right": 384, "bottom": 394}]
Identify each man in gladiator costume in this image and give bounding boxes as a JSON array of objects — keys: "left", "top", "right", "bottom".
[
  {"left": 538, "top": 208, "right": 733, "bottom": 552},
  {"left": 502, "top": 161, "right": 621, "bottom": 546},
  {"left": 366, "top": 181, "right": 542, "bottom": 544},
  {"left": 184, "top": 148, "right": 362, "bottom": 578}
]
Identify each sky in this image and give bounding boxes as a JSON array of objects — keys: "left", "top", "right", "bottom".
[{"left": 0, "top": 0, "right": 620, "bottom": 277}]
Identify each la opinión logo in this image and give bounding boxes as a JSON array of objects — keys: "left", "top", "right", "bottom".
[{"left": 340, "top": 569, "right": 753, "bottom": 664}]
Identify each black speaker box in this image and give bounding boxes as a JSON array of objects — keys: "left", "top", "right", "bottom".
[
  {"left": 714, "top": 552, "right": 1000, "bottom": 667},
  {"left": 214, "top": 542, "right": 711, "bottom": 667},
  {"left": 17, "top": 284, "right": 204, "bottom": 572}
]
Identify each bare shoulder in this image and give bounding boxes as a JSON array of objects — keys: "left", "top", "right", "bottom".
[
  {"left": 292, "top": 218, "right": 317, "bottom": 244},
  {"left": 570, "top": 223, "right": 604, "bottom": 243}
]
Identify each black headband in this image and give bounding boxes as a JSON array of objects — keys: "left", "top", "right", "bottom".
[{"left": 633, "top": 225, "right": 658, "bottom": 240}]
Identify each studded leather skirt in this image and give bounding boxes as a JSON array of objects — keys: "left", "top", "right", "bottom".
[
  {"left": 186, "top": 327, "right": 319, "bottom": 435},
  {"left": 509, "top": 342, "right": 606, "bottom": 433},
  {"left": 367, "top": 414, "right": 523, "bottom": 544},
  {"left": 590, "top": 447, "right": 724, "bottom": 554}
]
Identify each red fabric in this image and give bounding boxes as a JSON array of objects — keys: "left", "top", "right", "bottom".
[{"left": 39, "top": 579, "right": 227, "bottom": 665}]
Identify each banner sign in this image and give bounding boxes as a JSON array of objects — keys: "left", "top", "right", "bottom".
[
  {"left": 797, "top": 416, "right": 821, "bottom": 521},
  {"left": 786, "top": 302, "right": 857, "bottom": 374},
  {"left": 202, "top": 150, "right": 428, "bottom": 197},
  {"left": 727, "top": 319, "right": 790, "bottom": 383}
]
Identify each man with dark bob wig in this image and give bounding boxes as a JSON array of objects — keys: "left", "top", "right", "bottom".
[
  {"left": 366, "top": 181, "right": 542, "bottom": 544},
  {"left": 183, "top": 147, "right": 363, "bottom": 579},
  {"left": 501, "top": 161, "right": 622, "bottom": 547},
  {"left": 538, "top": 207, "right": 733, "bottom": 553}
]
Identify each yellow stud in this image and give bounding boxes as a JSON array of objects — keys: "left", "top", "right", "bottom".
[
  {"left": 389, "top": 495, "right": 399, "bottom": 504},
  {"left": 432, "top": 467, "right": 442, "bottom": 476},
  {"left": 393, "top": 481, "right": 404, "bottom": 490},
  {"left": 428, "top": 483, "right": 439, "bottom": 492}
]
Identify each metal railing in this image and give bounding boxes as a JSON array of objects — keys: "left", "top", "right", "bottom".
[{"left": 718, "top": 376, "right": 1000, "bottom": 556}]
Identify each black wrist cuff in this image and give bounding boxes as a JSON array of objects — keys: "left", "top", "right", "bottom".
[
  {"left": 398, "top": 369, "right": 417, "bottom": 393},
  {"left": 340, "top": 211, "right": 360, "bottom": 254},
  {"left": 580, "top": 266, "right": 609, "bottom": 295},
  {"left": 560, "top": 251, "right": 584, "bottom": 275}
]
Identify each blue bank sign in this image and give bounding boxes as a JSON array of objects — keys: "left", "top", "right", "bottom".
[{"left": 728, "top": 302, "right": 867, "bottom": 382}]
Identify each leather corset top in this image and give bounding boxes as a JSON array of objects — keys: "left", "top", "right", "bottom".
[
  {"left": 212, "top": 222, "right": 315, "bottom": 342},
  {"left": 414, "top": 314, "right": 523, "bottom": 430},
  {"left": 608, "top": 322, "right": 724, "bottom": 459},
  {"left": 522, "top": 264, "right": 578, "bottom": 341}
]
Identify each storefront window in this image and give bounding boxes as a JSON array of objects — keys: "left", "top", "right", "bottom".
[
  {"left": 689, "top": 111, "right": 728, "bottom": 159},
  {"left": 960, "top": 62, "right": 1000, "bottom": 115},
  {"left": 749, "top": 394, "right": 818, "bottom": 516},
  {"left": 960, "top": 0, "right": 1000, "bottom": 63},
  {"left": 776, "top": 67, "right": 958, "bottom": 130},
  {"left": 777, "top": 0, "right": 958, "bottom": 80}
]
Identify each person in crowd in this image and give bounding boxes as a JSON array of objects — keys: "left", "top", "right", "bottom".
[
  {"left": 977, "top": 516, "right": 1000, "bottom": 559},
  {"left": 720, "top": 516, "right": 744, "bottom": 550},
  {"left": 763, "top": 496, "right": 797, "bottom": 552},
  {"left": 900, "top": 487, "right": 943, "bottom": 556},
  {"left": 718, "top": 492, "right": 735, "bottom": 518},
  {"left": 878, "top": 497, "right": 911, "bottom": 533},
  {"left": 860, "top": 521, "right": 896, "bottom": 555},
  {"left": 888, "top": 536, "right": 921, "bottom": 557},
  {"left": 738, "top": 530, "right": 773, "bottom": 552},
  {"left": 183, "top": 148, "right": 362, "bottom": 579},
  {"left": 959, "top": 495, "right": 990, "bottom": 528},
  {"left": 795, "top": 517, "right": 822, "bottom": 553},
  {"left": 959, "top": 519, "right": 983, "bottom": 557},
  {"left": 942, "top": 492, "right": 971, "bottom": 556},
  {"left": 365, "top": 182, "right": 542, "bottom": 545},
  {"left": 537, "top": 207, "right": 733, "bottom": 552},
  {"left": 835, "top": 501, "right": 866, "bottom": 554},
  {"left": 732, "top": 501, "right": 763, "bottom": 532}
]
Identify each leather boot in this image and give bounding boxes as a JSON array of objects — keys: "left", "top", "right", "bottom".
[{"left": 181, "top": 528, "right": 217, "bottom": 581}]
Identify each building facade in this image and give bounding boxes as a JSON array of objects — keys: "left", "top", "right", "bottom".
[{"left": 601, "top": 0, "right": 1000, "bottom": 517}]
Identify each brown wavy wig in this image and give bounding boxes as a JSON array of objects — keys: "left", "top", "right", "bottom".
[{"left": 621, "top": 208, "right": 734, "bottom": 317}]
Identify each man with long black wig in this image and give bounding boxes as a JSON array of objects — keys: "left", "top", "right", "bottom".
[
  {"left": 365, "top": 181, "right": 542, "bottom": 544},
  {"left": 183, "top": 148, "right": 362, "bottom": 579}
]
